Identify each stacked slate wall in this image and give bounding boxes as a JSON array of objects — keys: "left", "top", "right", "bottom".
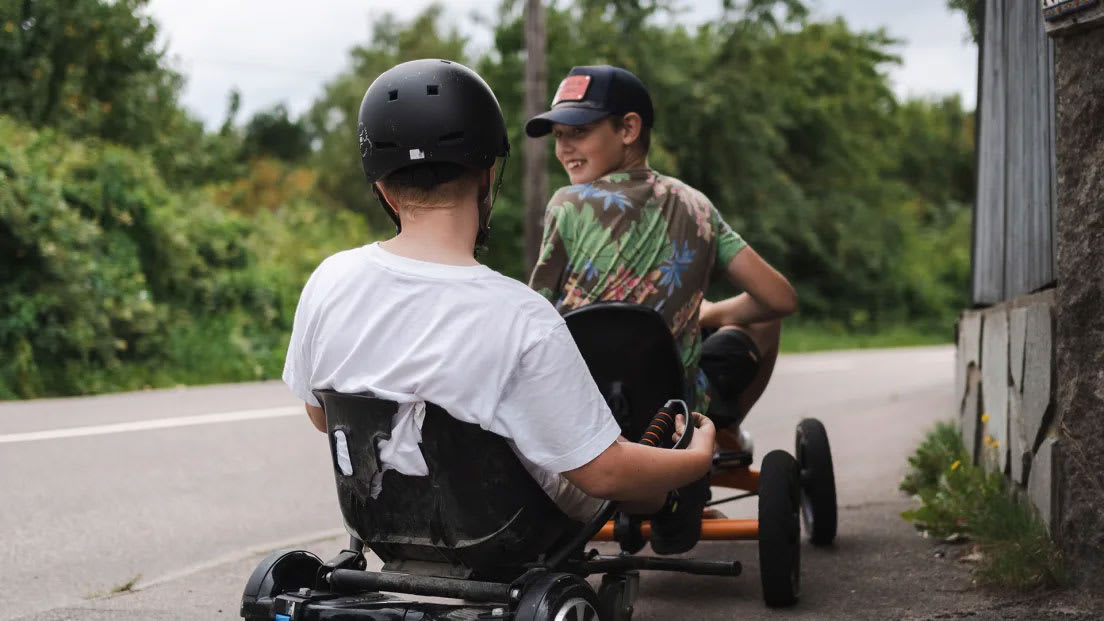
[{"left": 956, "top": 292, "right": 1057, "bottom": 531}]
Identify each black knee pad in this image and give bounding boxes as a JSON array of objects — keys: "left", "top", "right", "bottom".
[{"left": 699, "top": 329, "right": 761, "bottom": 427}]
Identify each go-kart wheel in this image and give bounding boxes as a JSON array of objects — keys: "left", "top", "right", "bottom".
[
  {"left": 597, "top": 573, "right": 637, "bottom": 621},
  {"left": 514, "top": 572, "right": 600, "bottom": 621},
  {"left": 240, "top": 549, "right": 322, "bottom": 620},
  {"left": 796, "top": 418, "right": 838, "bottom": 545},
  {"left": 758, "top": 450, "right": 800, "bottom": 607}
]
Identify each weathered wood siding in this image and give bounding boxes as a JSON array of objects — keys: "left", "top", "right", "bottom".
[{"left": 973, "top": 0, "right": 1057, "bottom": 306}]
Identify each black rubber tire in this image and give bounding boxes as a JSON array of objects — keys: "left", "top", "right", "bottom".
[
  {"left": 796, "top": 418, "right": 838, "bottom": 546},
  {"left": 758, "top": 449, "right": 801, "bottom": 607},
  {"left": 514, "top": 572, "right": 601, "bottom": 621},
  {"left": 597, "top": 574, "right": 635, "bottom": 621},
  {"left": 240, "top": 549, "right": 322, "bottom": 620}
]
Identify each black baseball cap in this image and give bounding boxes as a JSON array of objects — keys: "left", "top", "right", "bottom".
[{"left": 525, "top": 65, "right": 654, "bottom": 138}]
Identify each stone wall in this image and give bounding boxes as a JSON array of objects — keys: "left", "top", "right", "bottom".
[
  {"left": 956, "top": 290, "right": 1058, "bottom": 531},
  {"left": 1052, "top": 24, "right": 1104, "bottom": 588}
]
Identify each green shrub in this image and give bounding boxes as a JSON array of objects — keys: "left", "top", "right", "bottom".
[{"left": 0, "top": 117, "right": 373, "bottom": 398}]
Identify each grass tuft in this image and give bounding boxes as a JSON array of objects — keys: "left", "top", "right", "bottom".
[{"left": 900, "top": 422, "right": 1066, "bottom": 590}]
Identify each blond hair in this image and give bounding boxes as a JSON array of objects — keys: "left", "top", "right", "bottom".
[{"left": 378, "top": 163, "right": 483, "bottom": 214}]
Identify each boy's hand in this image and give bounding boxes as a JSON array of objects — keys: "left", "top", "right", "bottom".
[{"left": 672, "top": 412, "right": 716, "bottom": 449}]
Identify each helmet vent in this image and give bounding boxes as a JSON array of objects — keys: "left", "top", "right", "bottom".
[
  {"left": 438, "top": 131, "right": 464, "bottom": 145},
  {"left": 388, "top": 90, "right": 398, "bottom": 101},
  {"left": 426, "top": 84, "right": 439, "bottom": 96}
]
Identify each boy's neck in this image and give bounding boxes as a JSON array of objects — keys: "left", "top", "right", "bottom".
[
  {"left": 623, "top": 153, "right": 649, "bottom": 172},
  {"left": 379, "top": 201, "right": 481, "bottom": 266},
  {"left": 601, "top": 154, "right": 650, "bottom": 180}
]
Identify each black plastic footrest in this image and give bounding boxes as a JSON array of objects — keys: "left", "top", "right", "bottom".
[{"left": 713, "top": 450, "right": 753, "bottom": 469}]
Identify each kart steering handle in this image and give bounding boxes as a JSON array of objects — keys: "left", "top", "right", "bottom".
[
  {"left": 639, "top": 399, "right": 693, "bottom": 449},
  {"left": 545, "top": 398, "right": 695, "bottom": 570}
]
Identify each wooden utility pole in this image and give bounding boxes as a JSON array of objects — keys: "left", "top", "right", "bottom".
[{"left": 523, "top": 0, "right": 548, "bottom": 275}]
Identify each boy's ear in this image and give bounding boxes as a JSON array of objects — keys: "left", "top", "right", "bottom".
[
  {"left": 374, "top": 183, "right": 400, "bottom": 218},
  {"left": 619, "top": 113, "right": 643, "bottom": 146}
]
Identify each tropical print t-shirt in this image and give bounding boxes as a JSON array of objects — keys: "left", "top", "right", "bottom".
[{"left": 529, "top": 168, "right": 747, "bottom": 408}]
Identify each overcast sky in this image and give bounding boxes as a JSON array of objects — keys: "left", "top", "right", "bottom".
[{"left": 145, "top": 0, "right": 977, "bottom": 128}]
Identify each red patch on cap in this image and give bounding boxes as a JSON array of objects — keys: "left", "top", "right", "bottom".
[{"left": 552, "top": 75, "right": 591, "bottom": 105}]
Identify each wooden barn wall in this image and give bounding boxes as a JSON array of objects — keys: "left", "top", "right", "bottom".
[{"left": 972, "top": 0, "right": 1057, "bottom": 306}]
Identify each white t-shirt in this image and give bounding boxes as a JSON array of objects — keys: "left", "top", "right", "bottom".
[{"left": 283, "top": 243, "right": 620, "bottom": 521}]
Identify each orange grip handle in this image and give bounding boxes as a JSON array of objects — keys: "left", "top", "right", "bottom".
[{"left": 639, "top": 408, "right": 676, "bottom": 447}]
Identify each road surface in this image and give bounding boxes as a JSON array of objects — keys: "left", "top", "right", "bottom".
[{"left": 5, "top": 346, "right": 1036, "bottom": 620}]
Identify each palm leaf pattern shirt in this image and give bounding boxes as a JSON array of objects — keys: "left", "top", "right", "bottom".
[{"left": 529, "top": 168, "right": 747, "bottom": 408}]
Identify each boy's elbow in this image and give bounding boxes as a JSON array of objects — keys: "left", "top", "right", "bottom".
[
  {"left": 775, "top": 287, "right": 798, "bottom": 317},
  {"left": 763, "top": 284, "right": 797, "bottom": 319},
  {"left": 569, "top": 463, "right": 620, "bottom": 500},
  {"left": 563, "top": 447, "right": 623, "bottom": 500},
  {"left": 577, "top": 475, "right": 617, "bottom": 501},
  {"left": 306, "top": 404, "right": 327, "bottom": 433}
]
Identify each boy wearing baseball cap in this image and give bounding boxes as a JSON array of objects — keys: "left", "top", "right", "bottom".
[{"left": 526, "top": 65, "right": 798, "bottom": 452}]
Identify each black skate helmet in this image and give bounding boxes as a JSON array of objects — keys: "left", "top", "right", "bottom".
[{"left": 357, "top": 59, "right": 510, "bottom": 243}]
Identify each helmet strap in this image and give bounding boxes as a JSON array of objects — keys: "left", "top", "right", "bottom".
[
  {"left": 474, "top": 155, "right": 509, "bottom": 257},
  {"left": 474, "top": 175, "right": 493, "bottom": 254}
]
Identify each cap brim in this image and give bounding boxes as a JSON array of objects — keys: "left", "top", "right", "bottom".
[{"left": 524, "top": 106, "right": 610, "bottom": 138}]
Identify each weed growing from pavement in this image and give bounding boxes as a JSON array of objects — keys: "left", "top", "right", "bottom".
[
  {"left": 82, "top": 574, "right": 142, "bottom": 600},
  {"left": 900, "top": 423, "right": 1066, "bottom": 590},
  {"left": 900, "top": 421, "right": 968, "bottom": 496},
  {"left": 111, "top": 574, "right": 141, "bottom": 594}
]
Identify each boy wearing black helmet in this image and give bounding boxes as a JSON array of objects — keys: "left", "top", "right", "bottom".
[
  {"left": 527, "top": 65, "right": 797, "bottom": 452},
  {"left": 282, "top": 59, "right": 715, "bottom": 527}
]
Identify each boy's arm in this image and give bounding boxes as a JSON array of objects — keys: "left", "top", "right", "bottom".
[
  {"left": 562, "top": 414, "right": 715, "bottom": 502},
  {"left": 527, "top": 201, "right": 568, "bottom": 302},
  {"left": 284, "top": 264, "right": 326, "bottom": 430},
  {"left": 702, "top": 204, "right": 797, "bottom": 326},
  {"left": 700, "top": 247, "right": 798, "bottom": 327},
  {"left": 306, "top": 404, "right": 326, "bottom": 432},
  {"left": 493, "top": 323, "right": 714, "bottom": 504}
]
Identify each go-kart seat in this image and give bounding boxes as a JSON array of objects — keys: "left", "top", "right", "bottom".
[
  {"left": 314, "top": 390, "right": 578, "bottom": 582},
  {"left": 563, "top": 302, "right": 688, "bottom": 442}
]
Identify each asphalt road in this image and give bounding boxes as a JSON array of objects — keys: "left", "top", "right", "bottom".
[{"left": 1, "top": 346, "right": 978, "bottom": 620}]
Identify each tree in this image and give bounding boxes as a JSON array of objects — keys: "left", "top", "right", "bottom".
[
  {"left": 522, "top": 0, "right": 548, "bottom": 273},
  {"left": 241, "top": 104, "right": 311, "bottom": 163},
  {"left": 0, "top": 0, "right": 181, "bottom": 145},
  {"left": 947, "top": 0, "right": 982, "bottom": 44},
  {"left": 0, "top": 0, "right": 251, "bottom": 189}
]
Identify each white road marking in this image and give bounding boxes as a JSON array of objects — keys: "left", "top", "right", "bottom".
[{"left": 0, "top": 406, "right": 303, "bottom": 444}]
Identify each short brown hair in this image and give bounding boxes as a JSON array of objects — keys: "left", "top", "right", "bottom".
[
  {"left": 378, "top": 163, "right": 484, "bottom": 213},
  {"left": 609, "top": 114, "right": 651, "bottom": 157}
]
